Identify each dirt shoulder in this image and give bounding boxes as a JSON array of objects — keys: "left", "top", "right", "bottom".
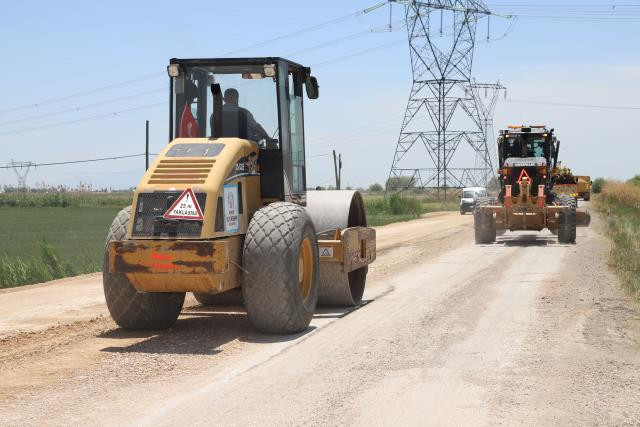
[
  {"left": 0, "top": 212, "right": 470, "bottom": 409},
  {"left": 2, "top": 209, "right": 637, "bottom": 425},
  {"left": 489, "top": 211, "right": 640, "bottom": 424}
]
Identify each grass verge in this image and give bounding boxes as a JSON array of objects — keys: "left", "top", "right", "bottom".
[
  {"left": 0, "top": 192, "right": 132, "bottom": 208},
  {"left": 0, "top": 192, "right": 459, "bottom": 288},
  {"left": 0, "top": 240, "right": 98, "bottom": 289},
  {"left": 595, "top": 180, "right": 640, "bottom": 299},
  {"left": 364, "top": 194, "right": 458, "bottom": 226}
]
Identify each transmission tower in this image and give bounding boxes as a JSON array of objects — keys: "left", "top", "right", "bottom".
[
  {"left": 463, "top": 80, "right": 506, "bottom": 187},
  {"left": 10, "top": 160, "right": 35, "bottom": 191},
  {"left": 386, "top": 0, "right": 497, "bottom": 198}
]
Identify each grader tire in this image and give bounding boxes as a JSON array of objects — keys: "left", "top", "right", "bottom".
[
  {"left": 103, "top": 207, "right": 185, "bottom": 330},
  {"left": 557, "top": 195, "right": 577, "bottom": 244},
  {"left": 242, "top": 202, "right": 319, "bottom": 334},
  {"left": 474, "top": 197, "right": 496, "bottom": 244},
  {"left": 193, "top": 290, "right": 243, "bottom": 306}
]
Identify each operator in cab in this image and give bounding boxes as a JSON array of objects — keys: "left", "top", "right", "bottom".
[{"left": 213, "top": 88, "right": 278, "bottom": 149}]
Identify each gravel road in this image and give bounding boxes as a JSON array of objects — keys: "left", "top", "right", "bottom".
[{"left": 1, "top": 208, "right": 639, "bottom": 426}]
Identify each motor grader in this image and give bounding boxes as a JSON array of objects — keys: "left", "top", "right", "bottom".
[
  {"left": 553, "top": 163, "right": 591, "bottom": 201},
  {"left": 474, "top": 125, "right": 579, "bottom": 244},
  {"left": 103, "top": 57, "right": 376, "bottom": 334}
]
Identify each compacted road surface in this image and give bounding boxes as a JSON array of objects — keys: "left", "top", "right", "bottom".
[{"left": 1, "top": 208, "right": 639, "bottom": 425}]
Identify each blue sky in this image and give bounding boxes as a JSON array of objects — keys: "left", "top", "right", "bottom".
[{"left": 0, "top": 0, "right": 639, "bottom": 189}]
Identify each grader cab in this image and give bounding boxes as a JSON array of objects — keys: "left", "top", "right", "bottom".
[
  {"left": 103, "top": 57, "right": 376, "bottom": 334},
  {"left": 474, "top": 125, "right": 578, "bottom": 244}
]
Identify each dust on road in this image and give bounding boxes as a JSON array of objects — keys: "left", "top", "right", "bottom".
[{"left": 1, "top": 209, "right": 639, "bottom": 425}]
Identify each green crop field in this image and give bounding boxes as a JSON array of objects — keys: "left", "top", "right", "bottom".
[
  {"left": 0, "top": 191, "right": 458, "bottom": 289},
  {"left": 0, "top": 192, "right": 132, "bottom": 289},
  {"left": 0, "top": 206, "right": 122, "bottom": 264}
]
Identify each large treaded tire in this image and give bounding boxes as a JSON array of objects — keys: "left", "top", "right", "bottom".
[
  {"left": 474, "top": 197, "right": 496, "bottom": 244},
  {"left": 557, "top": 195, "right": 577, "bottom": 244},
  {"left": 242, "top": 202, "right": 319, "bottom": 334},
  {"left": 103, "top": 206, "right": 185, "bottom": 330}
]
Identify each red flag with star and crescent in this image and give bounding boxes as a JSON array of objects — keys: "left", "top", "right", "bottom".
[{"left": 179, "top": 103, "right": 200, "bottom": 138}]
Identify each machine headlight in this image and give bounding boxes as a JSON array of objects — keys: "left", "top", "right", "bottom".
[{"left": 167, "top": 64, "right": 181, "bottom": 77}]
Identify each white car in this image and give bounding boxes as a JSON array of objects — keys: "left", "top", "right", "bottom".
[{"left": 459, "top": 187, "right": 487, "bottom": 215}]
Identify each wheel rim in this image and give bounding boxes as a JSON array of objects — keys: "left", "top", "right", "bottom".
[{"left": 298, "top": 237, "right": 313, "bottom": 303}]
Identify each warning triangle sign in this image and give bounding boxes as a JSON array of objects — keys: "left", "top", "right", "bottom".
[
  {"left": 319, "top": 247, "right": 333, "bottom": 257},
  {"left": 163, "top": 188, "right": 204, "bottom": 220},
  {"left": 517, "top": 168, "right": 532, "bottom": 184}
]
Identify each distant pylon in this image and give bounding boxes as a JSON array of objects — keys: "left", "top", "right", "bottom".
[
  {"left": 10, "top": 160, "right": 35, "bottom": 191},
  {"left": 386, "top": 0, "right": 498, "bottom": 199},
  {"left": 462, "top": 80, "right": 507, "bottom": 187}
]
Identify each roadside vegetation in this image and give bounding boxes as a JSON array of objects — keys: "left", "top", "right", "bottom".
[
  {"left": 0, "top": 191, "right": 132, "bottom": 208},
  {"left": 363, "top": 193, "right": 458, "bottom": 226},
  {"left": 0, "top": 193, "right": 131, "bottom": 289},
  {"left": 0, "top": 190, "right": 458, "bottom": 288},
  {"left": 595, "top": 177, "right": 640, "bottom": 299}
]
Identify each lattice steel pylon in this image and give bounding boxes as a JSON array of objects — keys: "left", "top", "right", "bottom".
[
  {"left": 463, "top": 80, "right": 507, "bottom": 188},
  {"left": 10, "top": 160, "right": 35, "bottom": 191},
  {"left": 386, "top": 0, "right": 496, "bottom": 198}
]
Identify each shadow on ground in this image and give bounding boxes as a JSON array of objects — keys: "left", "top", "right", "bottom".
[
  {"left": 98, "top": 299, "right": 371, "bottom": 355},
  {"left": 498, "top": 232, "right": 559, "bottom": 247}
]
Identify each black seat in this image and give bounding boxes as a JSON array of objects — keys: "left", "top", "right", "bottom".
[{"left": 211, "top": 108, "right": 249, "bottom": 139}]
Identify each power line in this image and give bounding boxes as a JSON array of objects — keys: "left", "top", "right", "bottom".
[
  {"left": 0, "top": 72, "right": 164, "bottom": 115},
  {"left": 0, "top": 87, "right": 166, "bottom": 127},
  {"left": 1, "top": 23, "right": 402, "bottom": 131},
  {"left": 220, "top": 2, "right": 388, "bottom": 57},
  {"left": 505, "top": 98, "right": 640, "bottom": 110},
  {"left": 0, "top": 153, "right": 152, "bottom": 169},
  {"left": 0, "top": 101, "right": 165, "bottom": 136},
  {"left": 0, "top": 2, "right": 388, "bottom": 116},
  {"left": 0, "top": 38, "right": 409, "bottom": 137},
  {"left": 283, "top": 19, "right": 405, "bottom": 58},
  {"left": 313, "top": 39, "right": 405, "bottom": 68}
]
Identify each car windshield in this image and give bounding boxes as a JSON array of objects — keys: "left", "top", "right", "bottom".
[
  {"left": 505, "top": 135, "right": 546, "bottom": 158},
  {"left": 463, "top": 191, "right": 475, "bottom": 198},
  {"left": 174, "top": 64, "right": 279, "bottom": 148}
]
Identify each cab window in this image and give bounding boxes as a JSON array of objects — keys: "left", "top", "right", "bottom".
[
  {"left": 173, "top": 64, "right": 279, "bottom": 149},
  {"left": 288, "top": 71, "right": 305, "bottom": 194}
]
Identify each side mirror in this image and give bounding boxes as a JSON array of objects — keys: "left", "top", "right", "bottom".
[{"left": 305, "top": 75, "right": 319, "bottom": 99}]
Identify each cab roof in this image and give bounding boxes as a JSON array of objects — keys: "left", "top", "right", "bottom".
[
  {"left": 501, "top": 125, "right": 551, "bottom": 134},
  {"left": 169, "top": 57, "right": 309, "bottom": 73}
]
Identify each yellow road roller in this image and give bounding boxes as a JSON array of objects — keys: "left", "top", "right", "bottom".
[{"left": 104, "top": 57, "right": 376, "bottom": 333}]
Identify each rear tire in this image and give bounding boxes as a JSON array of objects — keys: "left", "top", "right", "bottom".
[
  {"left": 474, "top": 197, "right": 496, "bottom": 244},
  {"left": 242, "top": 202, "right": 319, "bottom": 334},
  {"left": 103, "top": 207, "right": 185, "bottom": 330},
  {"left": 557, "top": 195, "right": 577, "bottom": 244}
]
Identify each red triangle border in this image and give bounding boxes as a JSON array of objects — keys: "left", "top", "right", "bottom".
[{"left": 162, "top": 188, "right": 204, "bottom": 221}]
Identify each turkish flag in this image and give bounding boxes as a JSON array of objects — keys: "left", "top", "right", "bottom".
[{"left": 179, "top": 102, "right": 200, "bottom": 138}]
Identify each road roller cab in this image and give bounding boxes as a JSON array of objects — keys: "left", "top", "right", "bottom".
[{"left": 104, "top": 57, "right": 376, "bottom": 334}]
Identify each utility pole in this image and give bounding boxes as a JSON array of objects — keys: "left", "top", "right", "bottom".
[
  {"left": 333, "top": 150, "right": 342, "bottom": 190},
  {"left": 145, "top": 120, "right": 150, "bottom": 170}
]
